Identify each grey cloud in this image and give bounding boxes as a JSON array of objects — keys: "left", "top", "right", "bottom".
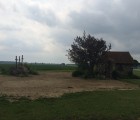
[
  {"left": 68, "top": 0, "right": 140, "bottom": 60},
  {"left": 0, "top": 38, "right": 42, "bottom": 53},
  {"left": 51, "top": 30, "right": 75, "bottom": 47},
  {"left": 69, "top": 0, "right": 140, "bottom": 35},
  {"left": 69, "top": 11, "right": 114, "bottom": 34},
  {"left": 27, "top": 5, "right": 60, "bottom": 27}
]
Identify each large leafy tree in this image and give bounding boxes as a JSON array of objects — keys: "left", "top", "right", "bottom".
[{"left": 67, "top": 32, "right": 111, "bottom": 76}]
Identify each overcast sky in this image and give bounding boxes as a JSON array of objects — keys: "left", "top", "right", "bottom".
[{"left": 0, "top": 0, "right": 140, "bottom": 63}]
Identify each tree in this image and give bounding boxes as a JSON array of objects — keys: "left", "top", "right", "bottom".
[{"left": 67, "top": 32, "right": 111, "bottom": 77}]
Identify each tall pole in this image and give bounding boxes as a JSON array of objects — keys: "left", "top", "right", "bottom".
[
  {"left": 15, "top": 56, "right": 18, "bottom": 69},
  {"left": 21, "top": 55, "right": 24, "bottom": 63},
  {"left": 19, "top": 56, "right": 20, "bottom": 65}
]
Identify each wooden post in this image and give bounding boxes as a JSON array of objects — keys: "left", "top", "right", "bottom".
[
  {"left": 15, "top": 56, "right": 18, "bottom": 69},
  {"left": 19, "top": 56, "right": 20, "bottom": 65},
  {"left": 21, "top": 55, "right": 24, "bottom": 63}
]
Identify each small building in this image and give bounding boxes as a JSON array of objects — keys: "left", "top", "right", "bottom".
[{"left": 105, "top": 51, "right": 133, "bottom": 78}]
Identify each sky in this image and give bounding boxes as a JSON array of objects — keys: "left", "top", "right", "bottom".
[{"left": 0, "top": 0, "right": 140, "bottom": 63}]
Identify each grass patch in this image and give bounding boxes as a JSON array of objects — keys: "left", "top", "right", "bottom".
[
  {"left": 0, "top": 64, "right": 14, "bottom": 75},
  {"left": 0, "top": 90, "right": 140, "bottom": 120},
  {"left": 133, "top": 69, "right": 140, "bottom": 77}
]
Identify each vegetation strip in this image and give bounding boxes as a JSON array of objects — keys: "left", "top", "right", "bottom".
[{"left": 0, "top": 90, "right": 140, "bottom": 120}]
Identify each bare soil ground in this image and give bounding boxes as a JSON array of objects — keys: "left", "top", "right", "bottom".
[{"left": 0, "top": 71, "right": 138, "bottom": 99}]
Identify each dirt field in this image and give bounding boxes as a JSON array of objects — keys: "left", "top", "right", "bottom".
[{"left": 0, "top": 72, "right": 138, "bottom": 99}]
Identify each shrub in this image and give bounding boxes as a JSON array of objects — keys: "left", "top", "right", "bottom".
[
  {"left": 23, "top": 64, "right": 38, "bottom": 75},
  {"left": 29, "top": 69, "right": 39, "bottom": 75},
  {"left": 9, "top": 64, "right": 38, "bottom": 77},
  {"left": 112, "top": 70, "right": 140, "bottom": 79},
  {"left": 72, "top": 70, "right": 96, "bottom": 79},
  {"left": 0, "top": 68, "right": 8, "bottom": 75},
  {"left": 9, "top": 66, "right": 29, "bottom": 77},
  {"left": 72, "top": 70, "right": 84, "bottom": 77},
  {"left": 83, "top": 71, "right": 95, "bottom": 79},
  {"left": 112, "top": 70, "right": 119, "bottom": 79}
]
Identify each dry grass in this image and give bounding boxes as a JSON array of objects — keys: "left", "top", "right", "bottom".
[{"left": 0, "top": 71, "right": 138, "bottom": 99}]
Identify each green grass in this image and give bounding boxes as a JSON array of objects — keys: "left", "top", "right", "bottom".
[
  {"left": 28, "top": 64, "right": 77, "bottom": 71},
  {"left": 0, "top": 64, "right": 14, "bottom": 74},
  {"left": 0, "top": 64, "right": 77, "bottom": 74},
  {"left": 1, "top": 90, "right": 140, "bottom": 120},
  {"left": 133, "top": 69, "right": 140, "bottom": 77}
]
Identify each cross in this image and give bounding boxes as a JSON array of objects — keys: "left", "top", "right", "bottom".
[
  {"left": 15, "top": 56, "right": 18, "bottom": 69},
  {"left": 21, "top": 55, "right": 24, "bottom": 63},
  {"left": 19, "top": 56, "right": 20, "bottom": 64}
]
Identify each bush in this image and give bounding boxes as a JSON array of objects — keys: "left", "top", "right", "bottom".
[
  {"left": 23, "top": 63, "right": 39, "bottom": 75},
  {"left": 112, "top": 70, "right": 140, "bottom": 79},
  {"left": 112, "top": 70, "right": 129, "bottom": 79},
  {"left": 29, "top": 69, "right": 39, "bottom": 75},
  {"left": 9, "top": 64, "right": 38, "bottom": 77},
  {"left": 72, "top": 70, "right": 84, "bottom": 77},
  {"left": 112, "top": 70, "right": 119, "bottom": 79},
  {"left": 83, "top": 71, "right": 95, "bottom": 79},
  {"left": 0, "top": 68, "right": 8, "bottom": 75},
  {"left": 72, "top": 70, "right": 95, "bottom": 79},
  {"left": 9, "top": 66, "right": 29, "bottom": 77}
]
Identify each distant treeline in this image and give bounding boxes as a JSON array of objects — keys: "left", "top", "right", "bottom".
[
  {"left": 0, "top": 61, "right": 76, "bottom": 66},
  {"left": 0, "top": 61, "right": 15, "bottom": 64}
]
